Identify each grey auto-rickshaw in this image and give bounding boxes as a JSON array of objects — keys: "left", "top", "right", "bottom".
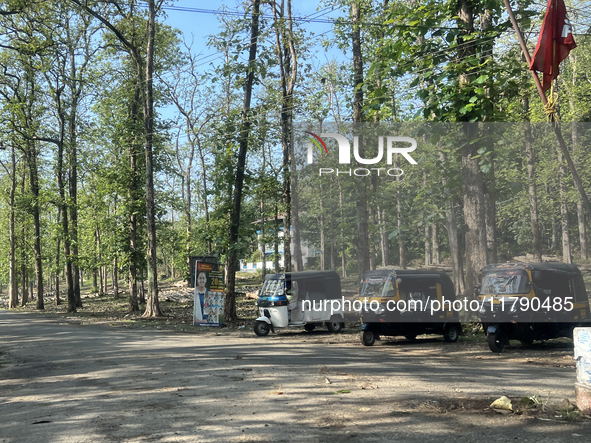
[{"left": 254, "top": 271, "right": 345, "bottom": 336}]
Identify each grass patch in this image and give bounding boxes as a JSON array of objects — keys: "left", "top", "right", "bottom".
[{"left": 559, "top": 409, "right": 581, "bottom": 422}]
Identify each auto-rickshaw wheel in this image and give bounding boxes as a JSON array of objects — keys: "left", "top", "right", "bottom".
[
  {"left": 326, "top": 321, "right": 345, "bottom": 333},
  {"left": 405, "top": 334, "right": 417, "bottom": 341},
  {"left": 487, "top": 331, "right": 506, "bottom": 353},
  {"left": 443, "top": 324, "right": 460, "bottom": 343},
  {"left": 304, "top": 324, "right": 316, "bottom": 332},
  {"left": 519, "top": 338, "right": 534, "bottom": 346},
  {"left": 254, "top": 321, "right": 270, "bottom": 337},
  {"left": 360, "top": 330, "right": 376, "bottom": 346}
]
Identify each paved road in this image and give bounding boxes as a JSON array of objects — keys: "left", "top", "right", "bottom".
[{"left": 1, "top": 311, "right": 589, "bottom": 442}]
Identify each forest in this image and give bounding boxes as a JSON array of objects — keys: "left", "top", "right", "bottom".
[{"left": 0, "top": 0, "right": 590, "bottom": 322}]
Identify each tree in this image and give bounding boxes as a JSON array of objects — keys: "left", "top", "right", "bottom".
[
  {"left": 225, "top": 0, "right": 261, "bottom": 322},
  {"left": 69, "top": 0, "right": 163, "bottom": 316}
]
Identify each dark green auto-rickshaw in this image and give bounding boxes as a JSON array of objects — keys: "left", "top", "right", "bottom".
[
  {"left": 478, "top": 262, "right": 591, "bottom": 353},
  {"left": 358, "top": 269, "right": 461, "bottom": 346}
]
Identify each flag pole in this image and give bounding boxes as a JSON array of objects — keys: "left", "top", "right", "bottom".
[
  {"left": 503, "top": 0, "right": 591, "bottom": 218},
  {"left": 503, "top": 0, "right": 547, "bottom": 105}
]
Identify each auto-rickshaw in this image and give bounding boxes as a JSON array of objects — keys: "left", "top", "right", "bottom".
[
  {"left": 358, "top": 269, "right": 462, "bottom": 346},
  {"left": 253, "top": 271, "right": 345, "bottom": 336},
  {"left": 478, "top": 262, "right": 591, "bottom": 353}
]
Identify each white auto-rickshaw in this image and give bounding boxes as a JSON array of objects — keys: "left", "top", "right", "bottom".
[{"left": 253, "top": 271, "right": 345, "bottom": 336}]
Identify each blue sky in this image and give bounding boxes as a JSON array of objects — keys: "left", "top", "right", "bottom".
[
  {"left": 155, "top": 0, "right": 350, "bottom": 124},
  {"left": 160, "top": 0, "right": 347, "bottom": 71}
]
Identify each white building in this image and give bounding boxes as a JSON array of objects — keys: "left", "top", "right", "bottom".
[{"left": 239, "top": 225, "right": 317, "bottom": 272}]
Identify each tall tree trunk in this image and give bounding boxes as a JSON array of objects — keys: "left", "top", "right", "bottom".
[
  {"left": 397, "top": 192, "right": 406, "bottom": 268},
  {"left": 457, "top": 2, "right": 486, "bottom": 297},
  {"left": 273, "top": 0, "right": 297, "bottom": 273},
  {"left": 424, "top": 224, "right": 431, "bottom": 266},
  {"left": 26, "top": 140, "right": 44, "bottom": 310},
  {"left": 20, "top": 170, "right": 27, "bottom": 307},
  {"left": 557, "top": 149, "right": 572, "bottom": 263},
  {"left": 56, "top": 111, "right": 75, "bottom": 311},
  {"left": 339, "top": 179, "right": 347, "bottom": 277},
  {"left": 396, "top": 157, "right": 406, "bottom": 269},
  {"left": 260, "top": 199, "right": 266, "bottom": 281},
  {"left": 461, "top": 133, "right": 487, "bottom": 296},
  {"left": 351, "top": 0, "right": 370, "bottom": 280},
  {"left": 8, "top": 144, "right": 18, "bottom": 309},
  {"left": 96, "top": 225, "right": 104, "bottom": 295},
  {"left": 274, "top": 206, "right": 280, "bottom": 272},
  {"left": 67, "top": 39, "right": 83, "bottom": 309},
  {"left": 369, "top": 176, "right": 378, "bottom": 271},
  {"left": 55, "top": 226, "right": 61, "bottom": 307},
  {"left": 225, "top": 0, "right": 261, "bottom": 322},
  {"left": 551, "top": 217, "right": 557, "bottom": 251},
  {"left": 523, "top": 98, "right": 542, "bottom": 261},
  {"left": 440, "top": 151, "right": 464, "bottom": 294},
  {"left": 320, "top": 193, "right": 325, "bottom": 271},
  {"left": 142, "top": 0, "right": 162, "bottom": 317},
  {"left": 139, "top": 273, "right": 146, "bottom": 305},
  {"left": 432, "top": 224, "right": 440, "bottom": 264},
  {"left": 379, "top": 206, "right": 388, "bottom": 267},
  {"left": 484, "top": 192, "right": 497, "bottom": 263},
  {"left": 195, "top": 140, "right": 212, "bottom": 255},
  {"left": 103, "top": 265, "right": 108, "bottom": 295},
  {"left": 21, "top": 257, "right": 28, "bottom": 307},
  {"left": 481, "top": 8, "right": 497, "bottom": 265},
  {"left": 577, "top": 200, "right": 587, "bottom": 260},
  {"left": 291, "top": 147, "right": 304, "bottom": 271},
  {"left": 330, "top": 212, "right": 336, "bottom": 272},
  {"left": 127, "top": 66, "right": 142, "bottom": 313},
  {"left": 423, "top": 175, "right": 431, "bottom": 266},
  {"left": 566, "top": 52, "right": 587, "bottom": 259},
  {"left": 113, "top": 257, "right": 119, "bottom": 298},
  {"left": 572, "top": 124, "right": 587, "bottom": 260},
  {"left": 186, "top": 155, "right": 193, "bottom": 265}
]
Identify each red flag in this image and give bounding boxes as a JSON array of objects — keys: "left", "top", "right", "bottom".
[{"left": 529, "top": 0, "right": 576, "bottom": 92}]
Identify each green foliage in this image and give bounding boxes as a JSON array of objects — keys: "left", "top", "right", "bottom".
[{"left": 0, "top": 0, "right": 591, "bottom": 303}]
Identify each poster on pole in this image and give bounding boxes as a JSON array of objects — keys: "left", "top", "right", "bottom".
[{"left": 194, "top": 261, "right": 225, "bottom": 326}]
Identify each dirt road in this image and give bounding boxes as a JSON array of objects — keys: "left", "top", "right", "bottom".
[{"left": 1, "top": 311, "right": 589, "bottom": 442}]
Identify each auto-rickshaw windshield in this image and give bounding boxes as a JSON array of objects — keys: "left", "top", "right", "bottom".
[
  {"left": 260, "top": 279, "right": 285, "bottom": 298},
  {"left": 361, "top": 280, "right": 394, "bottom": 297},
  {"left": 480, "top": 271, "right": 530, "bottom": 295}
]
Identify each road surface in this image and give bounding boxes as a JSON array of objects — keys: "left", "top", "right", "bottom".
[{"left": 1, "top": 311, "right": 589, "bottom": 442}]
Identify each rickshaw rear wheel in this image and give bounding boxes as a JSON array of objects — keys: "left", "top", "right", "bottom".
[
  {"left": 487, "top": 331, "right": 506, "bottom": 353},
  {"left": 326, "top": 321, "right": 345, "bottom": 333},
  {"left": 360, "top": 330, "right": 376, "bottom": 346},
  {"left": 304, "top": 324, "right": 316, "bottom": 332},
  {"left": 254, "top": 321, "right": 270, "bottom": 337},
  {"left": 443, "top": 324, "right": 460, "bottom": 343}
]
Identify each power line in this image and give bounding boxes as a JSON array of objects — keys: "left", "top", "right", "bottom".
[{"left": 146, "top": 3, "right": 464, "bottom": 30}]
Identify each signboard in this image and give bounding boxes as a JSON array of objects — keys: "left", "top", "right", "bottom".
[
  {"left": 188, "top": 256, "right": 218, "bottom": 287},
  {"left": 194, "top": 261, "right": 225, "bottom": 326}
]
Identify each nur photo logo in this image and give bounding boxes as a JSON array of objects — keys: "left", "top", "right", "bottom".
[{"left": 303, "top": 130, "right": 418, "bottom": 177}]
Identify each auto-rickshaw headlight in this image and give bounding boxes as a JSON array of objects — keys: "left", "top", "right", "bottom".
[{"left": 480, "top": 297, "right": 491, "bottom": 315}]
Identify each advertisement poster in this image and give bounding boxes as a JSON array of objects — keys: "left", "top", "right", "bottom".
[{"left": 193, "top": 261, "right": 225, "bottom": 327}]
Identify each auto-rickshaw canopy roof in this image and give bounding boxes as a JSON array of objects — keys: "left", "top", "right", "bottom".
[
  {"left": 362, "top": 269, "right": 456, "bottom": 297},
  {"left": 264, "top": 271, "right": 342, "bottom": 300},
  {"left": 480, "top": 262, "right": 582, "bottom": 276}
]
